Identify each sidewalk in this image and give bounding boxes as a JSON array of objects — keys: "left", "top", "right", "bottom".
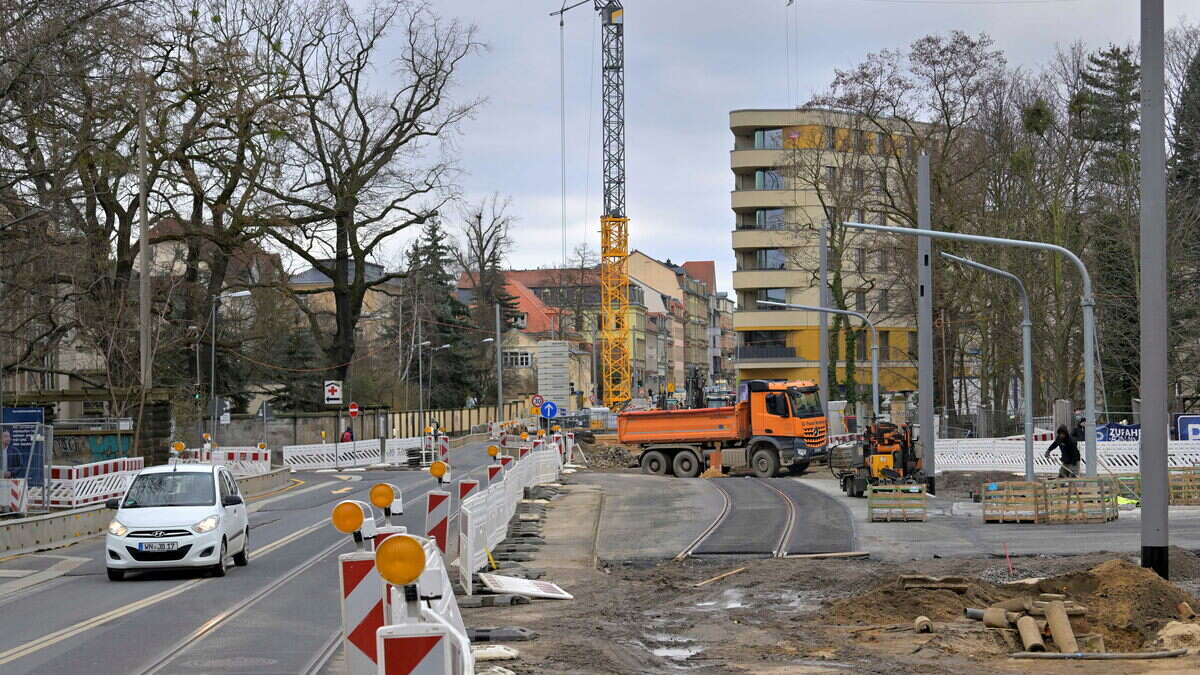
[{"left": 800, "top": 474, "right": 1200, "bottom": 561}]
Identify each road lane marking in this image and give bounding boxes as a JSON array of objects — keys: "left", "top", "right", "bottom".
[
  {"left": 0, "top": 569, "right": 34, "bottom": 578},
  {"left": 331, "top": 487, "right": 353, "bottom": 494},
  {"left": 248, "top": 480, "right": 333, "bottom": 513},
  {"left": 0, "top": 557, "right": 88, "bottom": 602},
  {"left": 247, "top": 478, "right": 306, "bottom": 502},
  {"left": 0, "top": 518, "right": 331, "bottom": 666}
]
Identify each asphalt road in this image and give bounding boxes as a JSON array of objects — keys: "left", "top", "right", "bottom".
[{"left": 0, "top": 441, "right": 499, "bottom": 675}]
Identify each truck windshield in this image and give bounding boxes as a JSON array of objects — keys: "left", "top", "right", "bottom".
[{"left": 788, "top": 388, "right": 822, "bottom": 417}]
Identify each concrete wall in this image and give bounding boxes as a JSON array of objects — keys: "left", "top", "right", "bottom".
[{"left": 0, "top": 468, "right": 290, "bottom": 555}]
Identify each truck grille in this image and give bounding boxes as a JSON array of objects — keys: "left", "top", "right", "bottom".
[{"left": 802, "top": 426, "right": 828, "bottom": 448}]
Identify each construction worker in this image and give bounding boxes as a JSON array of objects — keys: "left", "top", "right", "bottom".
[{"left": 1045, "top": 425, "right": 1081, "bottom": 477}]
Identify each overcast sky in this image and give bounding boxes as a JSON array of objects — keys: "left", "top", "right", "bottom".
[{"left": 401, "top": 0, "right": 1195, "bottom": 295}]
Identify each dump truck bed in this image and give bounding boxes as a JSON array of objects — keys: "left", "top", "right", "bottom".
[{"left": 617, "top": 404, "right": 749, "bottom": 446}]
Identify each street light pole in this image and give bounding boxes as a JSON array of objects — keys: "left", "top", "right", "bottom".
[
  {"left": 759, "top": 300, "right": 879, "bottom": 421},
  {"left": 941, "top": 252, "right": 1035, "bottom": 480},
  {"left": 1139, "top": 0, "right": 1168, "bottom": 579},
  {"left": 496, "top": 303, "right": 504, "bottom": 417},
  {"left": 841, "top": 220, "right": 1098, "bottom": 478}
]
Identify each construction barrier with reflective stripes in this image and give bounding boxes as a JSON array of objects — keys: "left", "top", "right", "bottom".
[
  {"left": 282, "top": 440, "right": 387, "bottom": 471},
  {"left": 934, "top": 439, "right": 1200, "bottom": 474},
  {"left": 27, "top": 457, "right": 145, "bottom": 509}
]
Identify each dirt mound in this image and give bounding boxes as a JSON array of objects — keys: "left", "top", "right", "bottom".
[
  {"left": 1150, "top": 621, "right": 1200, "bottom": 650},
  {"left": 1034, "top": 558, "right": 1199, "bottom": 651},
  {"left": 585, "top": 444, "right": 637, "bottom": 470},
  {"left": 1168, "top": 546, "right": 1200, "bottom": 581},
  {"left": 826, "top": 578, "right": 1010, "bottom": 625}
]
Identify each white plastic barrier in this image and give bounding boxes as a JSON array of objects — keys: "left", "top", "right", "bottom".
[
  {"left": 210, "top": 447, "right": 271, "bottom": 476},
  {"left": 456, "top": 491, "right": 490, "bottom": 596},
  {"left": 29, "top": 457, "right": 145, "bottom": 508},
  {"left": 934, "top": 439, "right": 1200, "bottom": 474},
  {"left": 1, "top": 478, "right": 28, "bottom": 514},
  {"left": 383, "top": 437, "right": 422, "bottom": 465},
  {"left": 532, "top": 442, "right": 562, "bottom": 486},
  {"left": 283, "top": 440, "right": 382, "bottom": 471}
]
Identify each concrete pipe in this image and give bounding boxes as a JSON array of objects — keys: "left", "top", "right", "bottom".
[
  {"left": 914, "top": 616, "right": 933, "bottom": 633},
  {"left": 982, "top": 607, "right": 1011, "bottom": 628},
  {"left": 1038, "top": 593, "right": 1066, "bottom": 601},
  {"left": 964, "top": 608, "right": 985, "bottom": 620},
  {"left": 994, "top": 597, "right": 1031, "bottom": 612},
  {"left": 1016, "top": 616, "right": 1046, "bottom": 652},
  {"left": 1045, "top": 600, "right": 1079, "bottom": 653}
]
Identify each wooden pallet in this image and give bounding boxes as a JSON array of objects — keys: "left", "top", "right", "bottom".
[
  {"left": 867, "top": 484, "right": 927, "bottom": 522},
  {"left": 982, "top": 481, "right": 1047, "bottom": 523},
  {"left": 1169, "top": 467, "right": 1200, "bottom": 505},
  {"left": 1108, "top": 473, "right": 1142, "bottom": 501},
  {"left": 1044, "top": 478, "right": 1119, "bottom": 523}
]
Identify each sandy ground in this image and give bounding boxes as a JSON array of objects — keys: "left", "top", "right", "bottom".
[{"left": 465, "top": 469, "right": 1200, "bottom": 674}]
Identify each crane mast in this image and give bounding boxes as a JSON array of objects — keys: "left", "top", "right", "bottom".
[
  {"left": 595, "top": 1, "right": 630, "bottom": 408},
  {"left": 551, "top": 0, "right": 629, "bottom": 408}
]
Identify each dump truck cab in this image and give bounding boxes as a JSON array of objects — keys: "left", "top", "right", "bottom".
[{"left": 742, "top": 380, "right": 829, "bottom": 463}]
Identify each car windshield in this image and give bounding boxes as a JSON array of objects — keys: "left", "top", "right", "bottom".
[
  {"left": 122, "top": 472, "right": 215, "bottom": 508},
  {"left": 788, "top": 388, "right": 822, "bottom": 418}
]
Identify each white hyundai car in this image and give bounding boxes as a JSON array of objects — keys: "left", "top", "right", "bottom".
[{"left": 105, "top": 463, "right": 249, "bottom": 581}]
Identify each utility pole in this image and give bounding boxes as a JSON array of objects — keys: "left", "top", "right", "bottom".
[
  {"left": 818, "top": 222, "right": 829, "bottom": 414},
  {"left": 495, "top": 303, "right": 504, "bottom": 417},
  {"left": 138, "top": 75, "right": 151, "bottom": 388},
  {"left": 917, "top": 155, "right": 935, "bottom": 492},
  {"left": 1140, "top": 0, "right": 1169, "bottom": 579}
]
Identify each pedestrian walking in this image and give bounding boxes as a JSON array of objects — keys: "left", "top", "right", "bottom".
[
  {"left": 341, "top": 427, "right": 353, "bottom": 442},
  {"left": 1045, "top": 424, "right": 1081, "bottom": 477}
]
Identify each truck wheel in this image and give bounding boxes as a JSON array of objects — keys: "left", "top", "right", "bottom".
[
  {"left": 751, "top": 448, "right": 780, "bottom": 478},
  {"left": 672, "top": 450, "right": 701, "bottom": 478},
  {"left": 641, "top": 450, "right": 669, "bottom": 476}
]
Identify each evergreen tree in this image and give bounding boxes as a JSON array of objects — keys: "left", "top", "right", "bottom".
[
  {"left": 407, "top": 220, "right": 475, "bottom": 409},
  {"left": 267, "top": 329, "right": 326, "bottom": 412},
  {"left": 1169, "top": 50, "right": 1200, "bottom": 407},
  {"left": 1076, "top": 45, "right": 1141, "bottom": 413}
]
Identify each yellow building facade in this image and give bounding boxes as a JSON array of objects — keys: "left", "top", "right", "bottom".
[{"left": 729, "top": 108, "right": 919, "bottom": 396}]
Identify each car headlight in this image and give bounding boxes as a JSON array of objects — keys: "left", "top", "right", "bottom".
[
  {"left": 192, "top": 515, "right": 220, "bottom": 534},
  {"left": 108, "top": 519, "right": 129, "bottom": 537}
]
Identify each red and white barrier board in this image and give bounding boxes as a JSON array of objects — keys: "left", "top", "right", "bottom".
[
  {"left": 1, "top": 478, "right": 27, "bottom": 514},
  {"left": 340, "top": 551, "right": 387, "bottom": 674},
  {"left": 425, "top": 491, "right": 450, "bottom": 555},
  {"left": 29, "top": 457, "right": 145, "bottom": 509},
  {"left": 376, "top": 623, "right": 457, "bottom": 674}
]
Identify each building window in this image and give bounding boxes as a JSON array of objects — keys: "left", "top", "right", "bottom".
[
  {"left": 754, "top": 248, "right": 787, "bottom": 270},
  {"left": 856, "top": 208, "right": 867, "bottom": 223},
  {"left": 755, "top": 169, "right": 784, "bottom": 190},
  {"left": 877, "top": 249, "right": 889, "bottom": 272},
  {"left": 823, "top": 126, "right": 836, "bottom": 150},
  {"left": 755, "top": 208, "right": 786, "bottom": 230},
  {"left": 877, "top": 169, "right": 888, "bottom": 192},
  {"left": 824, "top": 206, "right": 840, "bottom": 226},
  {"left": 854, "top": 247, "right": 866, "bottom": 270},
  {"left": 855, "top": 289, "right": 866, "bottom": 312},
  {"left": 879, "top": 289, "right": 890, "bottom": 313},
  {"left": 754, "top": 128, "right": 783, "bottom": 149},
  {"left": 908, "top": 331, "right": 918, "bottom": 359},
  {"left": 854, "top": 129, "right": 866, "bottom": 153},
  {"left": 853, "top": 168, "right": 865, "bottom": 192},
  {"left": 757, "top": 288, "right": 788, "bottom": 309},
  {"left": 877, "top": 210, "right": 887, "bottom": 226},
  {"left": 856, "top": 331, "right": 867, "bottom": 360},
  {"left": 823, "top": 166, "right": 838, "bottom": 186},
  {"left": 512, "top": 313, "right": 527, "bottom": 329},
  {"left": 879, "top": 330, "right": 890, "bottom": 359},
  {"left": 502, "top": 351, "right": 532, "bottom": 368}
]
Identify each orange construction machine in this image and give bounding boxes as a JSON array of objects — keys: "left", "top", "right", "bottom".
[{"left": 617, "top": 380, "right": 828, "bottom": 477}]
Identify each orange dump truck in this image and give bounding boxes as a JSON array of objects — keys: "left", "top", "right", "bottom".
[{"left": 617, "top": 380, "right": 828, "bottom": 477}]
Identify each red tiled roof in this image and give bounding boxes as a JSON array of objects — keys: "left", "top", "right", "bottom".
[
  {"left": 681, "top": 261, "right": 716, "bottom": 292},
  {"left": 504, "top": 279, "right": 556, "bottom": 334},
  {"left": 457, "top": 268, "right": 599, "bottom": 290}
]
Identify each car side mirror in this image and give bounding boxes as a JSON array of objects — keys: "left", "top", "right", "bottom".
[
  {"left": 222, "top": 494, "right": 243, "bottom": 507},
  {"left": 105, "top": 498, "right": 120, "bottom": 510}
]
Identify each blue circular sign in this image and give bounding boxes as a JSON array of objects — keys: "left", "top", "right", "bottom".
[{"left": 539, "top": 401, "right": 558, "bottom": 419}]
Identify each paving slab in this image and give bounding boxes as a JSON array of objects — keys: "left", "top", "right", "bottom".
[{"left": 577, "top": 473, "right": 724, "bottom": 563}]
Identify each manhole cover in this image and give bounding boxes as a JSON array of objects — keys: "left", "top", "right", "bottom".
[{"left": 181, "top": 656, "right": 279, "bottom": 669}]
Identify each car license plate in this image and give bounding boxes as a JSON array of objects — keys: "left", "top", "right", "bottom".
[{"left": 138, "top": 541, "right": 178, "bottom": 552}]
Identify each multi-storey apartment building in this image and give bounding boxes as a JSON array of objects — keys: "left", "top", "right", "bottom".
[{"left": 729, "top": 108, "right": 918, "bottom": 400}]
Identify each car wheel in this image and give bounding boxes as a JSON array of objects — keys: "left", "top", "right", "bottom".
[
  {"left": 752, "top": 448, "right": 780, "bottom": 478},
  {"left": 672, "top": 450, "right": 701, "bottom": 478},
  {"left": 233, "top": 528, "right": 249, "bottom": 567},
  {"left": 641, "top": 450, "right": 668, "bottom": 476},
  {"left": 211, "top": 539, "right": 228, "bottom": 577},
  {"left": 107, "top": 568, "right": 124, "bottom": 581}
]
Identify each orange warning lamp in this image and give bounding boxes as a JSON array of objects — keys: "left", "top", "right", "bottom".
[
  {"left": 370, "top": 483, "right": 400, "bottom": 509},
  {"left": 257, "top": 442, "right": 267, "bottom": 450},
  {"left": 430, "top": 460, "right": 448, "bottom": 483},
  {"left": 202, "top": 433, "right": 211, "bottom": 441},
  {"left": 487, "top": 445, "right": 500, "bottom": 458},
  {"left": 424, "top": 426, "right": 433, "bottom": 435},
  {"left": 331, "top": 500, "right": 366, "bottom": 534},
  {"left": 520, "top": 432, "right": 529, "bottom": 441},
  {"left": 171, "top": 441, "right": 185, "bottom": 452},
  {"left": 537, "top": 429, "right": 546, "bottom": 437},
  {"left": 375, "top": 535, "right": 426, "bottom": 586}
]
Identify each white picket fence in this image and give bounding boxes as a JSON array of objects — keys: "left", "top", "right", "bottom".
[{"left": 934, "top": 439, "right": 1200, "bottom": 474}]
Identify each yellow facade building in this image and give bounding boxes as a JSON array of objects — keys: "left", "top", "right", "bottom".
[{"left": 729, "top": 108, "right": 919, "bottom": 397}]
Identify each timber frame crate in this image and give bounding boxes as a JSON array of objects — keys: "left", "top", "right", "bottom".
[
  {"left": 866, "top": 484, "right": 927, "bottom": 522},
  {"left": 1109, "top": 473, "right": 1142, "bottom": 501},
  {"left": 1168, "top": 467, "right": 1200, "bottom": 505},
  {"left": 1044, "top": 478, "right": 1119, "bottom": 524},
  {"left": 982, "top": 481, "right": 1047, "bottom": 523}
]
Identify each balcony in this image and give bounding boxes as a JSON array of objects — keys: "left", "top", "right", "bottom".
[
  {"left": 734, "top": 309, "right": 819, "bottom": 330},
  {"left": 736, "top": 345, "right": 796, "bottom": 360},
  {"left": 732, "top": 269, "right": 802, "bottom": 290},
  {"left": 731, "top": 228, "right": 804, "bottom": 250},
  {"left": 730, "top": 190, "right": 797, "bottom": 210},
  {"left": 730, "top": 148, "right": 782, "bottom": 171}
]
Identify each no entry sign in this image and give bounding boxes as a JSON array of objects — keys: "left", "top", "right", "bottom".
[{"left": 349, "top": 402, "right": 359, "bottom": 418}]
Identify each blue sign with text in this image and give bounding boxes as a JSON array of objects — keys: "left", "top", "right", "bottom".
[
  {"left": 1179, "top": 416, "right": 1200, "bottom": 441},
  {"left": 1097, "top": 423, "right": 1140, "bottom": 442},
  {"left": 3, "top": 407, "right": 45, "bottom": 487}
]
